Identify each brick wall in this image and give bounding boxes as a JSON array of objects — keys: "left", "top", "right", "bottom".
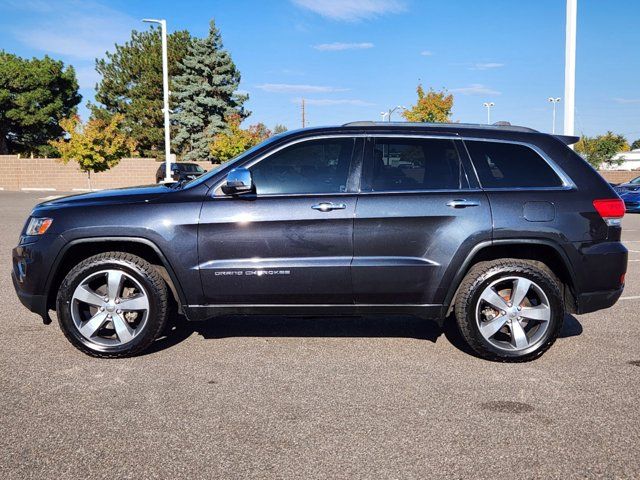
[
  {"left": 597, "top": 170, "right": 640, "bottom": 185},
  {"left": 0, "top": 156, "right": 213, "bottom": 191}
]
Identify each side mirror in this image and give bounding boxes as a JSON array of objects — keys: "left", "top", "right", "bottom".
[{"left": 222, "top": 167, "right": 253, "bottom": 195}]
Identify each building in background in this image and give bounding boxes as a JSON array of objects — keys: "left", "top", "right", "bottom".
[{"left": 602, "top": 149, "right": 640, "bottom": 171}]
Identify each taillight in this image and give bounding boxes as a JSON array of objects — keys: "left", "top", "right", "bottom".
[{"left": 593, "top": 198, "right": 625, "bottom": 226}]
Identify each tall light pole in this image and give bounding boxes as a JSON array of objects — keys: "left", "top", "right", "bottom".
[
  {"left": 564, "top": 0, "right": 577, "bottom": 141},
  {"left": 380, "top": 111, "right": 389, "bottom": 121},
  {"left": 143, "top": 18, "right": 172, "bottom": 182},
  {"left": 384, "top": 105, "right": 406, "bottom": 122},
  {"left": 483, "top": 102, "right": 495, "bottom": 124},
  {"left": 548, "top": 97, "right": 561, "bottom": 134}
]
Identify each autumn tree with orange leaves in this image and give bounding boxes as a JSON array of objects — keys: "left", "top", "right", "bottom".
[{"left": 402, "top": 84, "right": 454, "bottom": 123}]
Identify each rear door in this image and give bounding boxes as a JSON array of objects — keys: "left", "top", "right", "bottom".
[
  {"left": 198, "top": 136, "right": 363, "bottom": 305},
  {"left": 353, "top": 135, "right": 492, "bottom": 305}
]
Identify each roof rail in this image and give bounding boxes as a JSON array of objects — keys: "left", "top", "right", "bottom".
[{"left": 341, "top": 121, "right": 539, "bottom": 133}]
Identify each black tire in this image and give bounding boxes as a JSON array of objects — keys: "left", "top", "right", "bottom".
[
  {"left": 454, "top": 259, "right": 564, "bottom": 362},
  {"left": 56, "top": 252, "right": 169, "bottom": 358}
]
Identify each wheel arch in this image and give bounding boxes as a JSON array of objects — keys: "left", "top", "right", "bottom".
[
  {"left": 445, "top": 239, "right": 578, "bottom": 313},
  {"left": 45, "top": 237, "right": 187, "bottom": 314}
]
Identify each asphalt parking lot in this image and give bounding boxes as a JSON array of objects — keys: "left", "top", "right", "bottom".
[{"left": 1, "top": 191, "right": 639, "bottom": 480}]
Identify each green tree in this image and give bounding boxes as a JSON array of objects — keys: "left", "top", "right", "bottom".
[
  {"left": 173, "top": 20, "right": 247, "bottom": 162},
  {"left": 401, "top": 84, "right": 453, "bottom": 123},
  {"left": 575, "top": 131, "right": 630, "bottom": 169},
  {"left": 0, "top": 51, "right": 80, "bottom": 156},
  {"left": 92, "top": 28, "right": 193, "bottom": 158},
  {"left": 51, "top": 114, "right": 136, "bottom": 188},
  {"left": 210, "top": 113, "right": 270, "bottom": 163},
  {"left": 273, "top": 124, "right": 288, "bottom": 135},
  {"left": 631, "top": 139, "right": 640, "bottom": 150}
]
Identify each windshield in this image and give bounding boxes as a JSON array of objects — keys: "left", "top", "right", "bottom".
[
  {"left": 179, "top": 163, "right": 204, "bottom": 173},
  {"left": 182, "top": 134, "right": 284, "bottom": 189},
  {"left": 629, "top": 176, "right": 640, "bottom": 185}
]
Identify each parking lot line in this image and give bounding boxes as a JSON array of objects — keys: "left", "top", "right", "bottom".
[{"left": 619, "top": 295, "right": 640, "bottom": 300}]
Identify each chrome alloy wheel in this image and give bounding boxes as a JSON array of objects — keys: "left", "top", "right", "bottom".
[
  {"left": 475, "top": 276, "right": 552, "bottom": 352},
  {"left": 71, "top": 269, "right": 150, "bottom": 347}
]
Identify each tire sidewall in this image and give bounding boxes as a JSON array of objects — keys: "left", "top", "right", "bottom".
[
  {"left": 465, "top": 264, "right": 563, "bottom": 359},
  {"left": 57, "top": 258, "right": 163, "bottom": 356}
]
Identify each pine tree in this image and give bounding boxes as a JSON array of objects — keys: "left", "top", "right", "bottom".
[
  {"left": 173, "top": 20, "right": 248, "bottom": 162},
  {"left": 92, "top": 28, "right": 193, "bottom": 159}
]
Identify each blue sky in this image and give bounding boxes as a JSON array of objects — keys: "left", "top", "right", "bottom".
[{"left": 1, "top": 0, "right": 638, "bottom": 139}]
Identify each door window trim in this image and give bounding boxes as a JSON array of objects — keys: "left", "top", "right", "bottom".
[{"left": 211, "top": 133, "right": 575, "bottom": 197}]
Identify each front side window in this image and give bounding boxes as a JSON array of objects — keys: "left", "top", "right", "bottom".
[
  {"left": 250, "top": 138, "right": 355, "bottom": 195},
  {"left": 369, "top": 138, "right": 468, "bottom": 191},
  {"left": 465, "top": 140, "right": 563, "bottom": 188}
]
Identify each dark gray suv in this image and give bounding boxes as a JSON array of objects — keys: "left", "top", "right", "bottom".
[{"left": 12, "top": 122, "right": 628, "bottom": 361}]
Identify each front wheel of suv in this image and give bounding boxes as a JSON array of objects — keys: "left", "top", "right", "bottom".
[
  {"left": 454, "top": 259, "right": 564, "bottom": 362},
  {"left": 56, "top": 252, "right": 169, "bottom": 358}
]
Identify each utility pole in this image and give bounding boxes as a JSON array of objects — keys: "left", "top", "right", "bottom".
[
  {"left": 564, "top": 0, "right": 577, "bottom": 142},
  {"left": 143, "top": 18, "right": 172, "bottom": 182},
  {"left": 548, "top": 97, "right": 561, "bottom": 134},
  {"left": 301, "top": 98, "right": 306, "bottom": 128}
]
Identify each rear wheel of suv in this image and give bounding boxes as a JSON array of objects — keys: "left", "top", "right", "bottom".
[
  {"left": 56, "top": 252, "right": 169, "bottom": 358},
  {"left": 454, "top": 259, "right": 564, "bottom": 362}
]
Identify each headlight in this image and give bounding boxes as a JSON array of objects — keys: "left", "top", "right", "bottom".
[{"left": 26, "top": 217, "right": 53, "bottom": 235}]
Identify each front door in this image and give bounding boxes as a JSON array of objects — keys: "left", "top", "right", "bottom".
[
  {"left": 353, "top": 136, "right": 492, "bottom": 306},
  {"left": 198, "top": 136, "right": 363, "bottom": 305}
]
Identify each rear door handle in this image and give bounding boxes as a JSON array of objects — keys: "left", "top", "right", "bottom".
[
  {"left": 446, "top": 199, "right": 480, "bottom": 208},
  {"left": 312, "top": 202, "right": 347, "bottom": 212}
]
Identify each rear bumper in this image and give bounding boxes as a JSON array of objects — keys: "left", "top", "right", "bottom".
[{"left": 575, "top": 286, "right": 624, "bottom": 314}]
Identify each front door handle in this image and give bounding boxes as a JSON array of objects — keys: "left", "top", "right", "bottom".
[
  {"left": 312, "top": 202, "right": 347, "bottom": 212},
  {"left": 446, "top": 199, "right": 480, "bottom": 208}
]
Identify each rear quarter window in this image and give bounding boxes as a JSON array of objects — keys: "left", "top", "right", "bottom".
[{"left": 465, "top": 140, "right": 563, "bottom": 188}]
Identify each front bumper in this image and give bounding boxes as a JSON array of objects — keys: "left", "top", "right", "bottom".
[
  {"left": 12, "top": 234, "right": 65, "bottom": 323},
  {"left": 623, "top": 201, "right": 640, "bottom": 213},
  {"left": 12, "top": 271, "right": 49, "bottom": 321}
]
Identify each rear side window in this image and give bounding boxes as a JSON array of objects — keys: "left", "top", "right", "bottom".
[
  {"left": 465, "top": 141, "right": 563, "bottom": 188},
  {"left": 369, "top": 138, "right": 468, "bottom": 191}
]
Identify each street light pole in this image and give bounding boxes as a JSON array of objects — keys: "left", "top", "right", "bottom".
[
  {"left": 548, "top": 97, "right": 561, "bottom": 134},
  {"left": 483, "top": 102, "right": 495, "bottom": 124},
  {"left": 564, "top": 0, "right": 577, "bottom": 142},
  {"left": 385, "top": 105, "right": 406, "bottom": 122},
  {"left": 143, "top": 18, "right": 172, "bottom": 182}
]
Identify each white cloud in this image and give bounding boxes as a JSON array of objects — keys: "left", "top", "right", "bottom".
[
  {"left": 470, "top": 62, "right": 505, "bottom": 70},
  {"left": 420, "top": 50, "right": 434, "bottom": 56},
  {"left": 257, "top": 83, "right": 349, "bottom": 93},
  {"left": 294, "top": 98, "right": 375, "bottom": 106},
  {"left": 291, "top": 0, "right": 406, "bottom": 21},
  {"left": 10, "top": 0, "right": 136, "bottom": 60},
  {"left": 314, "top": 42, "right": 374, "bottom": 51},
  {"left": 451, "top": 84, "right": 501, "bottom": 96},
  {"left": 613, "top": 97, "right": 640, "bottom": 104}
]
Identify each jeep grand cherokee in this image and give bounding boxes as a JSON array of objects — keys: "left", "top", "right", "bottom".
[{"left": 12, "top": 122, "right": 628, "bottom": 361}]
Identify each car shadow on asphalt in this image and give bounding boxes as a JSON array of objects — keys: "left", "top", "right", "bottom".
[{"left": 146, "top": 313, "right": 583, "bottom": 357}]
